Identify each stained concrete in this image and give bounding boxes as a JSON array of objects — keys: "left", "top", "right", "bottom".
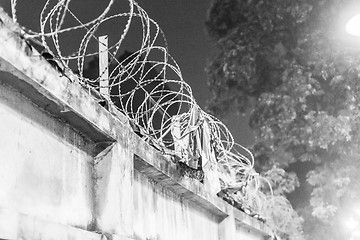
[
  {"left": 0, "top": 82, "right": 95, "bottom": 229},
  {"left": 0, "top": 6, "right": 273, "bottom": 240},
  {"left": 133, "top": 170, "right": 219, "bottom": 240},
  {"left": 0, "top": 208, "right": 102, "bottom": 240},
  {"left": 236, "top": 226, "right": 265, "bottom": 240},
  {"left": 95, "top": 142, "right": 134, "bottom": 238}
]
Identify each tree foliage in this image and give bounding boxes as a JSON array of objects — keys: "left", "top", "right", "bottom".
[{"left": 206, "top": 0, "right": 360, "bottom": 239}]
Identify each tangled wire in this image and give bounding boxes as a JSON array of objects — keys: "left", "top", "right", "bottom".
[{"left": 8, "top": 0, "right": 295, "bottom": 236}]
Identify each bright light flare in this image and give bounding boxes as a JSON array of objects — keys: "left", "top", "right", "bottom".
[
  {"left": 344, "top": 217, "right": 359, "bottom": 230},
  {"left": 345, "top": 13, "right": 360, "bottom": 36}
]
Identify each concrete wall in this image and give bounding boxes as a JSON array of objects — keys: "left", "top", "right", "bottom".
[
  {"left": 0, "top": 82, "right": 95, "bottom": 230},
  {"left": 0, "top": 7, "right": 272, "bottom": 240},
  {"left": 133, "top": 170, "right": 219, "bottom": 240},
  {"left": 95, "top": 142, "right": 134, "bottom": 238}
]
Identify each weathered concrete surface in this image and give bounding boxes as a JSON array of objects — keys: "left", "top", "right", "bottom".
[
  {"left": 133, "top": 170, "right": 219, "bottom": 240},
  {"left": 234, "top": 208, "right": 271, "bottom": 236},
  {"left": 133, "top": 139, "right": 272, "bottom": 238},
  {"left": 0, "top": 6, "right": 273, "bottom": 240},
  {"left": 95, "top": 142, "right": 134, "bottom": 238},
  {"left": 236, "top": 225, "right": 266, "bottom": 240},
  {"left": 219, "top": 208, "right": 236, "bottom": 240},
  {"left": 133, "top": 140, "right": 229, "bottom": 220},
  {"left": 0, "top": 7, "right": 129, "bottom": 155},
  {"left": 0, "top": 208, "right": 101, "bottom": 240},
  {"left": 0, "top": 82, "right": 95, "bottom": 229},
  {"left": 133, "top": 153, "right": 228, "bottom": 220},
  {"left": 133, "top": 147, "right": 271, "bottom": 240}
]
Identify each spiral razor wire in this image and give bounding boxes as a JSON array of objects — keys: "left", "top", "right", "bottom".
[{"left": 9, "top": 0, "right": 294, "bottom": 232}]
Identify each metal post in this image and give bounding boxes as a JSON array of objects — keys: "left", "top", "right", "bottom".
[{"left": 99, "top": 35, "right": 109, "bottom": 98}]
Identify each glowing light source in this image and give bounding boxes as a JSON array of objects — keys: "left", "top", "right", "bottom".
[
  {"left": 345, "top": 13, "right": 360, "bottom": 36},
  {"left": 344, "top": 217, "right": 359, "bottom": 230}
]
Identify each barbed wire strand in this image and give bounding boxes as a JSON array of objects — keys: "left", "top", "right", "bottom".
[{"left": 9, "top": 0, "right": 294, "bottom": 235}]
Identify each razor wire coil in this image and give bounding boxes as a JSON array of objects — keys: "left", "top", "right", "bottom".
[{"left": 9, "top": 0, "right": 294, "bottom": 234}]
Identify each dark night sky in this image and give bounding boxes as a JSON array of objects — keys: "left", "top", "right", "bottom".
[
  {"left": 135, "top": 0, "right": 255, "bottom": 146},
  {"left": 0, "top": 0, "right": 255, "bottom": 146}
]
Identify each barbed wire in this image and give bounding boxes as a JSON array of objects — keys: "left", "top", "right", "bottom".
[{"left": 9, "top": 0, "right": 293, "bottom": 234}]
